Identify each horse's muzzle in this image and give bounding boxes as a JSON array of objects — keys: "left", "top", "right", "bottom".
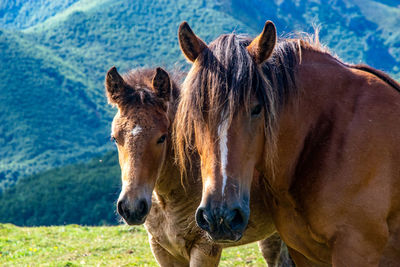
[{"left": 195, "top": 205, "right": 249, "bottom": 242}]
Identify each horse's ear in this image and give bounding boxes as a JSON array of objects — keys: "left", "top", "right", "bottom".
[
  {"left": 247, "top": 21, "right": 277, "bottom": 65},
  {"left": 152, "top": 67, "right": 171, "bottom": 101},
  {"left": 105, "top": 66, "right": 127, "bottom": 105},
  {"left": 178, "top": 21, "right": 207, "bottom": 62}
]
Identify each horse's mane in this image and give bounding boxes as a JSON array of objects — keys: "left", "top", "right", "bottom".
[
  {"left": 348, "top": 64, "right": 400, "bottom": 93},
  {"left": 173, "top": 30, "right": 399, "bottom": 175},
  {"left": 118, "top": 68, "right": 182, "bottom": 110},
  {"left": 173, "top": 33, "right": 312, "bottom": 173}
]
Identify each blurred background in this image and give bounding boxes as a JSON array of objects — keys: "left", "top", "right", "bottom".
[{"left": 0, "top": 0, "right": 399, "bottom": 226}]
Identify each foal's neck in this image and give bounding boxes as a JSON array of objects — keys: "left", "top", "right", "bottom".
[{"left": 153, "top": 100, "right": 199, "bottom": 203}]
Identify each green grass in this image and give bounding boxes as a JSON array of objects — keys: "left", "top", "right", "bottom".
[{"left": 0, "top": 224, "right": 266, "bottom": 266}]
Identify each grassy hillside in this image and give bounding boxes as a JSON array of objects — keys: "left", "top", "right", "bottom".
[
  {"left": 0, "top": 151, "right": 120, "bottom": 226},
  {"left": 0, "top": 0, "right": 253, "bottom": 189},
  {"left": 0, "top": 29, "right": 110, "bottom": 188},
  {"left": 0, "top": 0, "right": 399, "bottom": 189},
  {"left": 23, "top": 0, "right": 252, "bottom": 86},
  {"left": 217, "top": 0, "right": 400, "bottom": 78},
  {"left": 0, "top": 0, "right": 78, "bottom": 29},
  {"left": 0, "top": 224, "right": 266, "bottom": 266}
]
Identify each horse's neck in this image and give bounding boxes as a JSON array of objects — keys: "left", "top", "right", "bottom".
[{"left": 267, "top": 49, "right": 353, "bottom": 196}]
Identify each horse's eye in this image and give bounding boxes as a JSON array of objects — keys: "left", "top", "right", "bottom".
[
  {"left": 251, "top": 104, "right": 262, "bottom": 116},
  {"left": 111, "top": 136, "right": 118, "bottom": 144},
  {"left": 157, "top": 134, "right": 167, "bottom": 144}
]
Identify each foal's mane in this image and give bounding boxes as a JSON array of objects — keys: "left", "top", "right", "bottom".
[{"left": 117, "top": 68, "right": 182, "bottom": 110}]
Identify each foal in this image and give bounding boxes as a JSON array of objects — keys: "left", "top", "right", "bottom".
[
  {"left": 105, "top": 67, "right": 291, "bottom": 266},
  {"left": 175, "top": 21, "right": 400, "bottom": 266}
]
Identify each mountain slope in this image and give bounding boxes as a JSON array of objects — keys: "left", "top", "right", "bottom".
[
  {"left": 0, "top": 0, "right": 399, "bottom": 189},
  {"left": 0, "top": 0, "right": 78, "bottom": 29},
  {"left": 24, "top": 0, "right": 253, "bottom": 86},
  {"left": 0, "top": 151, "right": 120, "bottom": 226},
  {"left": 1, "top": 0, "right": 253, "bottom": 188},
  {"left": 0, "top": 29, "right": 110, "bottom": 188},
  {"left": 217, "top": 0, "right": 400, "bottom": 78}
]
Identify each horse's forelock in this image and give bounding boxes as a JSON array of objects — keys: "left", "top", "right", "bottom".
[
  {"left": 174, "top": 32, "right": 304, "bottom": 175},
  {"left": 198, "top": 34, "right": 260, "bottom": 130},
  {"left": 174, "top": 34, "right": 264, "bottom": 174}
]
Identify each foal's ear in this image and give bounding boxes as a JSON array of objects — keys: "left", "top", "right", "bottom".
[
  {"left": 152, "top": 67, "right": 171, "bottom": 101},
  {"left": 105, "top": 66, "right": 127, "bottom": 105},
  {"left": 247, "top": 21, "right": 277, "bottom": 65},
  {"left": 178, "top": 21, "right": 207, "bottom": 62}
]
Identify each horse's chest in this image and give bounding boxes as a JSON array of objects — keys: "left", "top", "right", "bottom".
[{"left": 273, "top": 203, "right": 331, "bottom": 264}]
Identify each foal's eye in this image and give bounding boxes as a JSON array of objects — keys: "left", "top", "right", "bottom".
[
  {"left": 251, "top": 104, "right": 262, "bottom": 116},
  {"left": 157, "top": 134, "right": 167, "bottom": 144}
]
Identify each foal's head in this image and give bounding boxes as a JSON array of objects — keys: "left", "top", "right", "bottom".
[
  {"left": 175, "top": 21, "right": 283, "bottom": 242},
  {"left": 106, "top": 67, "right": 175, "bottom": 225}
]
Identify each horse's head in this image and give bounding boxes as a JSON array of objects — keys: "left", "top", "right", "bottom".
[
  {"left": 105, "top": 67, "right": 173, "bottom": 225},
  {"left": 175, "top": 21, "right": 277, "bottom": 242}
]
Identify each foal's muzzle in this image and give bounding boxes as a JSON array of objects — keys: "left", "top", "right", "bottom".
[
  {"left": 117, "top": 197, "right": 150, "bottom": 225},
  {"left": 195, "top": 204, "right": 249, "bottom": 242}
]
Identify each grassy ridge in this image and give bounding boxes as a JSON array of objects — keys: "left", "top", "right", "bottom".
[{"left": 0, "top": 224, "right": 266, "bottom": 266}]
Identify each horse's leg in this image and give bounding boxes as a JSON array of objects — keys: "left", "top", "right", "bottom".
[
  {"left": 189, "top": 244, "right": 222, "bottom": 267},
  {"left": 149, "top": 237, "right": 188, "bottom": 267},
  {"left": 258, "top": 232, "right": 295, "bottom": 267},
  {"left": 331, "top": 228, "right": 388, "bottom": 267},
  {"left": 258, "top": 232, "right": 281, "bottom": 266}
]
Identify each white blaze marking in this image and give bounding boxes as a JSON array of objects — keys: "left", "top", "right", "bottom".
[
  {"left": 131, "top": 125, "right": 142, "bottom": 137},
  {"left": 203, "top": 177, "right": 213, "bottom": 193},
  {"left": 218, "top": 118, "right": 229, "bottom": 196}
]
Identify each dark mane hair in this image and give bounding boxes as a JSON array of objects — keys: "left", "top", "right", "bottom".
[
  {"left": 349, "top": 64, "right": 400, "bottom": 93},
  {"left": 174, "top": 33, "right": 303, "bottom": 173},
  {"left": 117, "top": 68, "right": 182, "bottom": 110},
  {"left": 173, "top": 31, "right": 400, "bottom": 174}
]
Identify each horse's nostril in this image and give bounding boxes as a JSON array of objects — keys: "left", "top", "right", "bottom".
[
  {"left": 229, "top": 208, "right": 245, "bottom": 230},
  {"left": 196, "top": 208, "right": 211, "bottom": 231}
]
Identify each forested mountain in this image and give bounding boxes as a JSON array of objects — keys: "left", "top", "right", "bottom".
[
  {"left": 0, "top": 0, "right": 399, "bottom": 224},
  {"left": 0, "top": 0, "right": 78, "bottom": 29},
  {"left": 0, "top": 151, "right": 120, "bottom": 226}
]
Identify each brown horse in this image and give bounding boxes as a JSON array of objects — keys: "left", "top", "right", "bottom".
[
  {"left": 105, "top": 67, "right": 292, "bottom": 266},
  {"left": 174, "top": 20, "right": 400, "bottom": 266}
]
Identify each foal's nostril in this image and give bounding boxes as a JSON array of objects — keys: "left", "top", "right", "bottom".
[
  {"left": 117, "top": 200, "right": 130, "bottom": 220},
  {"left": 137, "top": 199, "right": 148, "bottom": 217},
  {"left": 117, "top": 200, "right": 123, "bottom": 216},
  {"left": 195, "top": 207, "right": 211, "bottom": 231}
]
